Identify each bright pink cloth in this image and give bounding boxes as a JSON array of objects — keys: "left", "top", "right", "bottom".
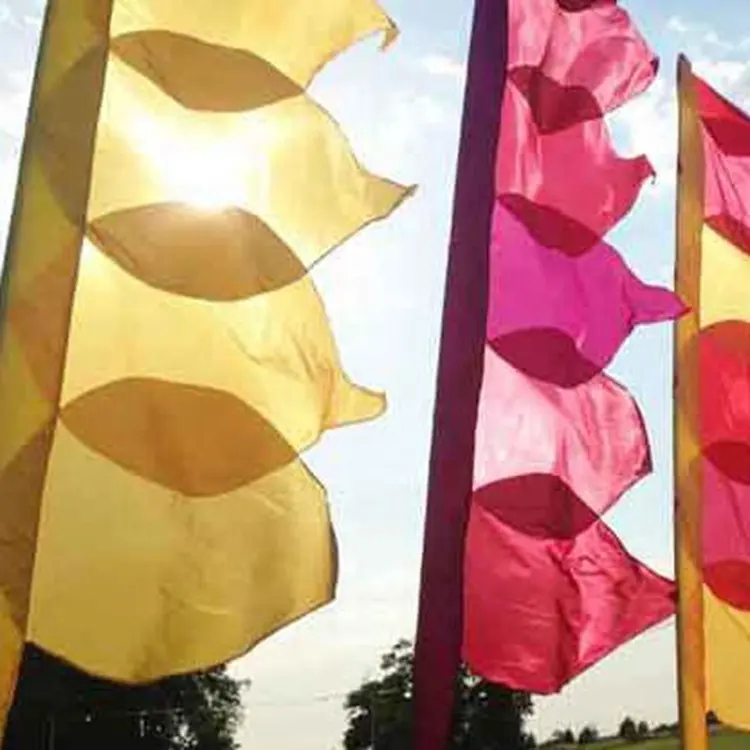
[
  {"left": 461, "top": 0, "right": 677, "bottom": 697},
  {"left": 474, "top": 347, "right": 650, "bottom": 517},
  {"left": 416, "top": 0, "right": 674, "bottom": 733},
  {"left": 509, "top": 0, "right": 657, "bottom": 130},
  {"left": 463, "top": 476, "right": 675, "bottom": 693},
  {"left": 497, "top": 81, "right": 654, "bottom": 256},
  {"left": 488, "top": 204, "right": 685, "bottom": 384}
]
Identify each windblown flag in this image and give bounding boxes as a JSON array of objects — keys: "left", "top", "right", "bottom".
[
  {"left": 414, "top": 2, "right": 680, "bottom": 748},
  {"left": 0, "top": 0, "right": 408, "bottom": 733},
  {"left": 675, "top": 59, "right": 750, "bottom": 735}
]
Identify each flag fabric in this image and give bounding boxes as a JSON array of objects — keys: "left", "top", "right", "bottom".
[
  {"left": 676, "top": 63, "right": 750, "bottom": 732},
  {"left": 0, "top": 0, "right": 408, "bottom": 731},
  {"left": 414, "top": 2, "right": 678, "bottom": 747}
]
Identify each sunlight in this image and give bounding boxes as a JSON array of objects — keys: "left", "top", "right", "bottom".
[{"left": 126, "top": 111, "right": 250, "bottom": 211}]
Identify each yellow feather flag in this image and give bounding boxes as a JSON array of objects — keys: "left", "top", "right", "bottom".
[{"left": 0, "top": 0, "right": 410, "bottom": 731}]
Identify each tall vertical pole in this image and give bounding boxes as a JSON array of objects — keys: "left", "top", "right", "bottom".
[
  {"left": 411, "top": 1, "right": 508, "bottom": 749},
  {"left": 674, "top": 54, "right": 708, "bottom": 750}
]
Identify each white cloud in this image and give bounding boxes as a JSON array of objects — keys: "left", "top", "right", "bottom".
[
  {"left": 0, "top": 4, "right": 14, "bottom": 27},
  {"left": 419, "top": 53, "right": 466, "bottom": 81},
  {"left": 666, "top": 15, "right": 689, "bottom": 34},
  {"left": 613, "top": 18, "right": 750, "bottom": 197},
  {"left": 0, "top": 69, "right": 32, "bottom": 139},
  {"left": 611, "top": 77, "right": 677, "bottom": 195}
]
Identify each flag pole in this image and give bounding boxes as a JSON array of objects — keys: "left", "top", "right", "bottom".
[
  {"left": 411, "top": 1, "right": 508, "bottom": 749},
  {"left": 674, "top": 54, "right": 708, "bottom": 750}
]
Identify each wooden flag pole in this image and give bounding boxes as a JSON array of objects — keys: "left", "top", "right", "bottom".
[{"left": 674, "top": 54, "right": 708, "bottom": 750}]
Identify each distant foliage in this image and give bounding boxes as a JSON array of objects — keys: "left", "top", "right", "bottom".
[
  {"left": 619, "top": 717, "right": 637, "bottom": 742},
  {"left": 2, "top": 646, "right": 247, "bottom": 750},
  {"left": 577, "top": 725, "right": 599, "bottom": 745},
  {"left": 343, "top": 640, "right": 535, "bottom": 749}
]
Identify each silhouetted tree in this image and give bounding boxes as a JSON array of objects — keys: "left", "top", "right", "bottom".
[
  {"left": 2, "top": 646, "right": 247, "bottom": 750},
  {"left": 619, "top": 717, "right": 637, "bottom": 742},
  {"left": 577, "top": 725, "right": 599, "bottom": 745},
  {"left": 637, "top": 720, "right": 649, "bottom": 738},
  {"left": 343, "top": 640, "right": 534, "bottom": 749},
  {"left": 551, "top": 728, "right": 575, "bottom": 745}
]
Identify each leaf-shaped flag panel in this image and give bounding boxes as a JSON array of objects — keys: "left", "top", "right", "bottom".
[
  {"left": 698, "top": 321, "right": 750, "bottom": 485},
  {"left": 0, "top": 425, "right": 51, "bottom": 629},
  {"left": 88, "top": 203, "right": 306, "bottom": 301},
  {"left": 487, "top": 203, "right": 684, "bottom": 383},
  {"left": 112, "top": 32, "right": 303, "bottom": 113},
  {"left": 109, "top": 0, "right": 397, "bottom": 90},
  {"left": 28, "top": 423, "right": 335, "bottom": 681},
  {"left": 34, "top": 44, "right": 110, "bottom": 227},
  {"left": 702, "top": 459, "right": 750, "bottom": 610},
  {"left": 60, "top": 379, "right": 298, "bottom": 497},
  {"left": 8, "top": 246, "right": 86, "bottom": 402},
  {"left": 508, "top": 0, "right": 656, "bottom": 128},
  {"left": 497, "top": 81, "right": 653, "bottom": 256},
  {"left": 463, "top": 482, "right": 675, "bottom": 694},
  {"left": 474, "top": 347, "right": 651, "bottom": 517},
  {"left": 61, "top": 241, "right": 384, "bottom": 452},
  {"left": 0, "top": 326, "right": 54, "bottom": 474},
  {"left": 85, "top": 56, "right": 412, "bottom": 267},
  {"left": 508, "top": 68, "right": 602, "bottom": 135},
  {"left": 697, "top": 82, "right": 750, "bottom": 256}
]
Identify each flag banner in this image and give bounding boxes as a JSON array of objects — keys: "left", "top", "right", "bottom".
[
  {"left": 677, "top": 65, "right": 750, "bottom": 731},
  {"left": 415, "top": 2, "right": 678, "bottom": 747},
  {"left": 0, "top": 0, "right": 409, "bottom": 733}
]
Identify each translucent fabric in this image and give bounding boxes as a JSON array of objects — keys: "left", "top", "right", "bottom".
[
  {"left": 0, "top": 0, "right": 409, "bottom": 728},
  {"left": 683, "top": 74, "right": 750, "bottom": 729}
]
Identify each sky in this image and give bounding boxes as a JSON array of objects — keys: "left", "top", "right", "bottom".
[{"left": 2, "top": 0, "right": 750, "bottom": 748}]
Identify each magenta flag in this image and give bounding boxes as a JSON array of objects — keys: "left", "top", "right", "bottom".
[{"left": 414, "top": 1, "right": 679, "bottom": 748}]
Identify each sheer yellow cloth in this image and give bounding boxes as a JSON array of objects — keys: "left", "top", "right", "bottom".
[{"left": 0, "top": 0, "right": 408, "bottom": 728}]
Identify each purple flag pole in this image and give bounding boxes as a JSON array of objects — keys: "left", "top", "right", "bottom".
[{"left": 412, "top": 1, "right": 509, "bottom": 748}]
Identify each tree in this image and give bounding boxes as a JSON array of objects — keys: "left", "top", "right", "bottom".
[
  {"left": 636, "top": 720, "right": 649, "bottom": 738},
  {"left": 2, "top": 645, "right": 247, "bottom": 750},
  {"left": 619, "top": 717, "right": 637, "bottom": 742},
  {"left": 551, "top": 728, "right": 575, "bottom": 745},
  {"left": 577, "top": 726, "right": 599, "bottom": 745},
  {"left": 343, "top": 640, "right": 534, "bottom": 749}
]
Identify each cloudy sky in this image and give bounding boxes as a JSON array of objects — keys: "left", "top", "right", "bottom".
[{"left": 2, "top": 0, "right": 750, "bottom": 748}]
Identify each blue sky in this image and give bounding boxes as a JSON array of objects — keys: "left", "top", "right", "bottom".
[{"left": 2, "top": 1, "right": 750, "bottom": 748}]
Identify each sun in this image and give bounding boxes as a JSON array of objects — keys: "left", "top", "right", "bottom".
[{"left": 126, "top": 110, "right": 251, "bottom": 212}]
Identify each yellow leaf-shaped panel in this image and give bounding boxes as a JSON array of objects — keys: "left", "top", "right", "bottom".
[
  {"left": 61, "top": 378, "right": 298, "bottom": 496},
  {"left": 28, "top": 423, "right": 335, "bottom": 681},
  {"left": 88, "top": 203, "right": 307, "bottom": 301},
  {"left": 112, "top": 31, "right": 304, "bottom": 113},
  {"left": 84, "top": 56, "right": 411, "bottom": 267},
  {"left": 109, "top": 0, "right": 397, "bottom": 88},
  {"left": 0, "top": 425, "right": 52, "bottom": 628},
  {"left": 60, "top": 241, "right": 384, "bottom": 452}
]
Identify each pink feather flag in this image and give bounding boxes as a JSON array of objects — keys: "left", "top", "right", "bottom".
[{"left": 413, "top": 2, "right": 681, "bottom": 748}]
